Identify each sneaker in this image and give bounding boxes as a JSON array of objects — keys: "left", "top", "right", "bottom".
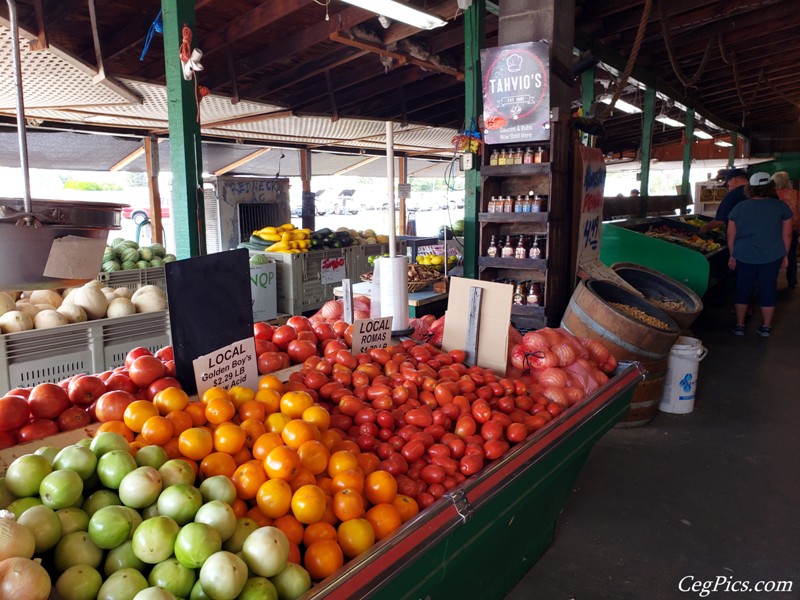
[
  {"left": 733, "top": 325, "right": 745, "bottom": 336},
  {"left": 757, "top": 325, "right": 772, "bottom": 337}
]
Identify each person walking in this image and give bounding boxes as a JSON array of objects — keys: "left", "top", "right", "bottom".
[
  {"left": 771, "top": 171, "right": 798, "bottom": 288},
  {"left": 727, "top": 172, "right": 793, "bottom": 337}
]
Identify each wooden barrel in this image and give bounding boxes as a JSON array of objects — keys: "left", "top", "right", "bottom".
[
  {"left": 561, "top": 280, "right": 680, "bottom": 427},
  {"left": 611, "top": 262, "right": 704, "bottom": 333}
]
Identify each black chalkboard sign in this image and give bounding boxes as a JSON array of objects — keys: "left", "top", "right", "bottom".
[{"left": 165, "top": 249, "right": 254, "bottom": 395}]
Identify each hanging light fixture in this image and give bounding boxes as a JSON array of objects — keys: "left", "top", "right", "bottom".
[
  {"left": 655, "top": 114, "right": 684, "bottom": 128},
  {"left": 599, "top": 95, "right": 641, "bottom": 114},
  {"left": 693, "top": 130, "right": 713, "bottom": 140},
  {"left": 714, "top": 139, "right": 733, "bottom": 147},
  {"left": 339, "top": 0, "right": 447, "bottom": 30}
]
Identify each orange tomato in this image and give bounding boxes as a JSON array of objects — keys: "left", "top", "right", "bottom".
[
  {"left": 240, "top": 418, "right": 266, "bottom": 449},
  {"left": 232, "top": 460, "right": 267, "bottom": 500},
  {"left": 296, "top": 440, "right": 330, "bottom": 476},
  {"left": 331, "top": 469, "right": 365, "bottom": 495},
  {"left": 281, "top": 419, "right": 319, "bottom": 450},
  {"left": 231, "top": 498, "right": 248, "bottom": 518},
  {"left": 205, "top": 397, "right": 236, "bottom": 426},
  {"left": 365, "top": 503, "right": 402, "bottom": 541},
  {"left": 141, "top": 415, "right": 173, "bottom": 446},
  {"left": 264, "top": 445, "right": 301, "bottom": 480},
  {"left": 273, "top": 514, "right": 304, "bottom": 546},
  {"left": 333, "top": 488, "right": 365, "bottom": 522},
  {"left": 303, "top": 521, "right": 337, "bottom": 547},
  {"left": 256, "top": 478, "right": 292, "bottom": 519},
  {"left": 316, "top": 476, "right": 334, "bottom": 497},
  {"left": 213, "top": 422, "right": 246, "bottom": 454},
  {"left": 123, "top": 400, "right": 159, "bottom": 434},
  {"left": 252, "top": 432, "right": 284, "bottom": 462},
  {"left": 96, "top": 420, "right": 134, "bottom": 443},
  {"left": 265, "top": 412, "right": 291, "bottom": 434},
  {"left": 245, "top": 505, "right": 272, "bottom": 527},
  {"left": 356, "top": 452, "right": 379, "bottom": 476},
  {"left": 301, "top": 405, "right": 330, "bottom": 432},
  {"left": 254, "top": 388, "right": 281, "bottom": 415},
  {"left": 258, "top": 374, "right": 284, "bottom": 394},
  {"left": 280, "top": 390, "right": 314, "bottom": 419},
  {"left": 238, "top": 400, "right": 266, "bottom": 423},
  {"left": 161, "top": 437, "right": 182, "bottom": 460},
  {"left": 184, "top": 402, "right": 208, "bottom": 427},
  {"left": 200, "top": 451, "right": 237, "bottom": 479},
  {"left": 153, "top": 387, "right": 190, "bottom": 415},
  {"left": 321, "top": 495, "right": 338, "bottom": 526},
  {"left": 364, "top": 470, "right": 398, "bottom": 505},
  {"left": 231, "top": 446, "right": 252, "bottom": 466},
  {"left": 332, "top": 439, "right": 361, "bottom": 456},
  {"left": 393, "top": 494, "right": 419, "bottom": 523},
  {"left": 290, "top": 484, "right": 327, "bottom": 524},
  {"left": 319, "top": 429, "right": 342, "bottom": 452},
  {"left": 165, "top": 410, "right": 193, "bottom": 437},
  {"left": 178, "top": 427, "right": 214, "bottom": 461},
  {"left": 202, "top": 386, "right": 231, "bottom": 404},
  {"left": 288, "top": 467, "right": 316, "bottom": 492},
  {"left": 304, "top": 540, "right": 343, "bottom": 581},
  {"left": 328, "top": 450, "right": 359, "bottom": 478},
  {"left": 337, "top": 518, "right": 375, "bottom": 558},
  {"left": 228, "top": 385, "right": 255, "bottom": 409}
]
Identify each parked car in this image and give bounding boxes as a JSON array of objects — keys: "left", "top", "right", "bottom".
[
  {"left": 315, "top": 189, "right": 360, "bottom": 215},
  {"left": 122, "top": 201, "right": 171, "bottom": 223}
]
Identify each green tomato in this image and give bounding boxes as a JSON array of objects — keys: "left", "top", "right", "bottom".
[
  {"left": 55, "top": 531, "right": 103, "bottom": 573},
  {"left": 97, "top": 567, "right": 148, "bottom": 600},
  {"left": 119, "top": 466, "right": 162, "bottom": 509},
  {"left": 158, "top": 459, "right": 196, "bottom": 488},
  {"left": 34, "top": 445, "right": 60, "bottom": 465},
  {"left": 89, "top": 505, "right": 133, "bottom": 549},
  {"left": 189, "top": 580, "right": 212, "bottom": 600},
  {"left": 132, "top": 588, "right": 176, "bottom": 600},
  {"left": 174, "top": 522, "right": 222, "bottom": 569},
  {"left": 97, "top": 449, "right": 138, "bottom": 489},
  {"left": 5, "top": 454, "right": 52, "bottom": 497},
  {"left": 104, "top": 540, "right": 146, "bottom": 578},
  {"left": 199, "top": 475, "right": 236, "bottom": 505},
  {"left": 54, "top": 445, "right": 98, "bottom": 482},
  {"left": 40, "top": 469, "right": 84, "bottom": 509},
  {"left": 148, "top": 557, "right": 196, "bottom": 598},
  {"left": 7, "top": 496, "right": 43, "bottom": 519},
  {"left": 134, "top": 445, "right": 168, "bottom": 469},
  {"left": 56, "top": 507, "right": 90, "bottom": 535},
  {"left": 90, "top": 431, "right": 131, "bottom": 457},
  {"left": 195, "top": 500, "right": 236, "bottom": 542},
  {"left": 199, "top": 551, "right": 248, "bottom": 600},
  {"left": 222, "top": 517, "right": 259, "bottom": 553},
  {"left": 55, "top": 564, "right": 103, "bottom": 600},
  {"left": 242, "top": 526, "right": 289, "bottom": 578},
  {"left": 17, "top": 504, "right": 62, "bottom": 553},
  {"left": 82, "top": 489, "right": 122, "bottom": 518},
  {"left": 238, "top": 577, "right": 279, "bottom": 600},
  {"left": 270, "top": 563, "right": 312, "bottom": 600},
  {"left": 0, "top": 477, "right": 16, "bottom": 509},
  {"left": 156, "top": 483, "right": 202, "bottom": 525},
  {"left": 132, "top": 515, "right": 180, "bottom": 564}
]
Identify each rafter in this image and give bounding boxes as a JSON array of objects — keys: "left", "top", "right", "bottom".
[{"left": 214, "top": 147, "right": 271, "bottom": 175}]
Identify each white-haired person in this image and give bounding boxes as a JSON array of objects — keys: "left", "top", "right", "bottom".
[
  {"left": 727, "top": 173, "right": 793, "bottom": 337},
  {"left": 771, "top": 171, "right": 798, "bottom": 288}
]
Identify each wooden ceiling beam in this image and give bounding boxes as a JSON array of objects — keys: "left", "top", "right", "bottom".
[
  {"left": 214, "top": 147, "right": 271, "bottom": 176},
  {"left": 286, "top": 61, "right": 394, "bottom": 112},
  {"left": 203, "top": 6, "right": 375, "bottom": 90}
]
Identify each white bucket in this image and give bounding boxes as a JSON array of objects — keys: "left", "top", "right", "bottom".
[{"left": 660, "top": 336, "right": 708, "bottom": 414}]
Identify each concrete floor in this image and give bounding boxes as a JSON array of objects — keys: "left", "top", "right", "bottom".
[{"left": 507, "top": 282, "right": 800, "bottom": 600}]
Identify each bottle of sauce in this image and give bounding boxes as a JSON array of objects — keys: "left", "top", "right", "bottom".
[
  {"left": 501, "top": 235, "right": 514, "bottom": 258},
  {"left": 514, "top": 235, "right": 527, "bottom": 259},
  {"left": 515, "top": 195, "right": 525, "bottom": 212},
  {"left": 488, "top": 196, "right": 496, "bottom": 213},
  {"left": 529, "top": 235, "right": 542, "bottom": 259},
  {"left": 541, "top": 146, "right": 549, "bottom": 162},
  {"left": 486, "top": 235, "right": 498, "bottom": 257},
  {"left": 498, "top": 149, "right": 507, "bottom": 166},
  {"left": 534, "top": 147, "right": 543, "bottom": 163},
  {"left": 532, "top": 195, "right": 543, "bottom": 212},
  {"left": 513, "top": 282, "right": 527, "bottom": 305},
  {"left": 523, "top": 147, "right": 533, "bottom": 164},
  {"left": 503, "top": 196, "right": 513, "bottom": 213},
  {"left": 513, "top": 149, "right": 523, "bottom": 165},
  {"left": 489, "top": 149, "right": 499, "bottom": 166},
  {"left": 526, "top": 283, "right": 539, "bottom": 306}
]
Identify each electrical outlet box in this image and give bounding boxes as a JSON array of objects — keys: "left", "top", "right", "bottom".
[{"left": 459, "top": 152, "right": 474, "bottom": 171}]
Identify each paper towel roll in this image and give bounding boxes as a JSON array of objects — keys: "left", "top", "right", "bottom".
[{"left": 376, "top": 256, "right": 409, "bottom": 331}]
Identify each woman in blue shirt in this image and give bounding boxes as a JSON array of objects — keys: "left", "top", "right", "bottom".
[{"left": 727, "top": 172, "right": 793, "bottom": 337}]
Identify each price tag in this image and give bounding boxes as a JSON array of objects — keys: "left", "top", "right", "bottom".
[
  {"left": 351, "top": 316, "right": 393, "bottom": 355},
  {"left": 192, "top": 337, "right": 259, "bottom": 398},
  {"left": 398, "top": 183, "right": 412, "bottom": 198},
  {"left": 321, "top": 256, "right": 347, "bottom": 285}
]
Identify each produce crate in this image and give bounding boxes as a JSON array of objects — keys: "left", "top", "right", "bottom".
[
  {"left": 0, "top": 311, "right": 171, "bottom": 391},
  {"left": 353, "top": 240, "right": 409, "bottom": 277},
  {"left": 263, "top": 248, "right": 355, "bottom": 315},
  {"left": 97, "top": 266, "right": 167, "bottom": 292}
]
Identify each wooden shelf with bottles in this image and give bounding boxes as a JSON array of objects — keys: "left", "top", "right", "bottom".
[{"left": 478, "top": 118, "right": 572, "bottom": 329}]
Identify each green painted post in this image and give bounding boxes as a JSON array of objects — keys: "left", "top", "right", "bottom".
[
  {"left": 728, "top": 131, "right": 738, "bottom": 167},
  {"left": 462, "top": 0, "right": 485, "bottom": 280},
  {"left": 161, "top": 0, "right": 204, "bottom": 258},
  {"left": 639, "top": 86, "right": 655, "bottom": 197},
  {"left": 681, "top": 108, "right": 695, "bottom": 200},
  {"left": 580, "top": 67, "right": 595, "bottom": 146}
]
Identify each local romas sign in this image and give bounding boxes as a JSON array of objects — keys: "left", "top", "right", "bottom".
[{"left": 481, "top": 41, "right": 550, "bottom": 144}]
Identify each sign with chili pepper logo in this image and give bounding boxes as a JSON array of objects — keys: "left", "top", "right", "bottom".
[{"left": 481, "top": 41, "right": 550, "bottom": 144}]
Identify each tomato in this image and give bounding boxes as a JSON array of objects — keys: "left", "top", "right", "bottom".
[
  {"left": 127, "top": 355, "right": 167, "bottom": 388},
  {"left": 253, "top": 322, "right": 275, "bottom": 341},
  {"left": 471, "top": 399, "right": 492, "bottom": 424},
  {"left": 68, "top": 376, "right": 107, "bottom": 407},
  {"left": 258, "top": 351, "right": 285, "bottom": 374},
  {"left": 272, "top": 325, "right": 298, "bottom": 350},
  {"left": 0, "top": 431, "right": 16, "bottom": 449},
  {"left": 18, "top": 418, "right": 59, "bottom": 443},
  {"left": 481, "top": 420, "right": 504, "bottom": 442},
  {"left": 454, "top": 415, "right": 476, "bottom": 438},
  {"left": 28, "top": 383, "right": 70, "bottom": 419},
  {"left": 147, "top": 377, "right": 182, "bottom": 401},
  {"left": 6, "top": 387, "right": 31, "bottom": 399},
  {"left": 404, "top": 407, "right": 433, "bottom": 428},
  {"left": 125, "top": 347, "right": 152, "bottom": 369},
  {"left": 506, "top": 422, "right": 527, "bottom": 443},
  {"left": 58, "top": 406, "right": 92, "bottom": 430},
  {"left": 94, "top": 390, "right": 135, "bottom": 422},
  {"left": 311, "top": 322, "right": 337, "bottom": 343},
  {"left": 291, "top": 484, "right": 326, "bottom": 524},
  {"left": 104, "top": 373, "right": 138, "bottom": 394},
  {"left": 0, "top": 394, "right": 30, "bottom": 431},
  {"left": 154, "top": 345, "right": 174, "bottom": 361},
  {"left": 400, "top": 439, "right": 425, "bottom": 462},
  {"left": 459, "top": 454, "right": 484, "bottom": 476},
  {"left": 365, "top": 503, "right": 402, "bottom": 541},
  {"left": 256, "top": 339, "right": 279, "bottom": 355},
  {"left": 483, "top": 439, "right": 508, "bottom": 460}
]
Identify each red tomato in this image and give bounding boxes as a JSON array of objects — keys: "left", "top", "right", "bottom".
[
  {"left": 0, "top": 395, "right": 30, "bottom": 431},
  {"left": 128, "top": 355, "right": 167, "bottom": 388},
  {"left": 7, "top": 388, "right": 31, "bottom": 400},
  {"left": 256, "top": 351, "right": 283, "bottom": 374},
  {"left": 163, "top": 360, "right": 176, "bottom": 378},
  {"left": 255, "top": 339, "right": 279, "bottom": 355},
  {"left": 287, "top": 340, "right": 318, "bottom": 364},
  {"left": 459, "top": 454, "right": 484, "bottom": 476},
  {"left": 253, "top": 322, "right": 274, "bottom": 341},
  {"left": 125, "top": 346, "right": 153, "bottom": 369},
  {"left": 0, "top": 431, "right": 16, "bottom": 449},
  {"left": 483, "top": 439, "right": 508, "bottom": 460},
  {"left": 471, "top": 399, "right": 492, "bottom": 424},
  {"left": 312, "top": 322, "right": 337, "bottom": 344},
  {"left": 18, "top": 419, "right": 59, "bottom": 443},
  {"left": 287, "top": 315, "right": 313, "bottom": 333},
  {"left": 104, "top": 373, "right": 138, "bottom": 395},
  {"left": 67, "top": 375, "right": 107, "bottom": 407},
  {"left": 58, "top": 406, "right": 92, "bottom": 430},
  {"left": 297, "top": 330, "right": 317, "bottom": 343},
  {"left": 506, "top": 422, "right": 528, "bottom": 443},
  {"left": 272, "top": 325, "right": 298, "bottom": 350},
  {"left": 28, "top": 383, "right": 70, "bottom": 420},
  {"left": 480, "top": 420, "right": 504, "bottom": 442},
  {"left": 154, "top": 345, "right": 174, "bottom": 362},
  {"left": 332, "top": 320, "right": 349, "bottom": 337},
  {"left": 323, "top": 340, "right": 347, "bottom": 359},
  {"left": 94, "top": 390, "right": 135, "bottom": 422}
]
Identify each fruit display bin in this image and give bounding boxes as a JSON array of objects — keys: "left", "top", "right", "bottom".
[
  {"left": 97, "top": 266, "right": 167, "bottom": 292},
  {"left": 0, "top": 311, "right": 171, "bottom": 391},
  {"left": 306, "top": 364, "right": 643, "bottom": 600}
]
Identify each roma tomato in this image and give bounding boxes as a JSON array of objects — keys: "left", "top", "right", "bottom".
[
  {"left": 312, "top": 322, "right": 337, "bottom": 344},
  {"left": 287, "top": 340, "right": 318, "bottom": 365},
  {"left": 28, "top": 383, "right": 70, "bottom": 420},
  {"left": 459, "top": 454, "right": 483, "bottom": 476},
  {"left": 58, "top": 406, "right": 92, "bottom": 430},
  {"left": 67, "top": 375, "right": 107, "bottom": 407},
  {"left": 18, "top": 419, "right": 59, "bottom": 443},
  {"left": 471, "top": 399, "right": 492, "bottom": 424},
  {"left": 128, "top": 356, "right": 167, "bottom": 389}
]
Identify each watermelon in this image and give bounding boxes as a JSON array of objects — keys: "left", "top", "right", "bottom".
[
  {"left": 149, "top": 258, "right": 163, "bottom": 268},
  {"left": 102, "top": 260, "right": 121, "bottom": 272},
  {"left": 121, "top": 260, "right": 137, "bottom": 271},
  {"left": 110, "top": 237, "right": 127, "bottom": 248},
  {"left": 139, "top": 247, "right": 154, "bottom": 261},
  {"left": 119, "top": 247, "right": 140, "bottom": 263},
  {"left": 150, "top": 243, "right": 166, "bottom": 258},
  {"left": 453, "top": 219, "right": 465, "bottom": 235},
  {"left": 135, "top": 260, "right": 149, "bottom": 269},
  {"left": 162, "top": 254, "right": 177, "bottom": 264}
]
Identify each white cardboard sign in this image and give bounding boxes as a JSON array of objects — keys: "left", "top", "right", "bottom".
[
  {"left": 192, "top": 337, "right": 259, "bottom": 397},
  {"left": 351, "top": 316, "right": 393, "bottom": 355},
  {"left": 321, "top": 256, "right": 347, "bottom": 285}
]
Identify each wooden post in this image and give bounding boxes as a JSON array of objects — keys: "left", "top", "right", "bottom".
[
  {"left": 398, "top": 155, "right": 407, "bottom": 236},
  {"left": 144, "top": 134, "right": 164, "bottom": 245},
  {"left": 161, "top": 0, "right": 204, "bottom": 258},
  {"left": 300, "top": 148, "right": 315, "bottom": 231}
]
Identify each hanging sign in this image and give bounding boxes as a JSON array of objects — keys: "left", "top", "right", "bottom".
[
  {"left": 481, "top": 41, "right": 550, "bottom": 144},
  {"left": 351, "top": 316, "right": 393, "bottom": 354},
  {"left": 321, "top": 256, "right": 347, "bottom": 284},
  {"left": 576, "top": 145, "right": 606, "bottom": 269}
]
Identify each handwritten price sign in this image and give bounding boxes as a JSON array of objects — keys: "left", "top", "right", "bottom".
[
  {"left": 321, "top": 256, "right": 347, "bottom": 284},
  {"left": 582, "top": 215, "right": 600, "bottom": 251},
  {"left": 576, "top": 146, "right": 606, "bottom": 270}
]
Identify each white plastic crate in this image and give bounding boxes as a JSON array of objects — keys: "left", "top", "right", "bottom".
[{"left": 98, "top": 267, "right": 167, "bottom": 291}]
